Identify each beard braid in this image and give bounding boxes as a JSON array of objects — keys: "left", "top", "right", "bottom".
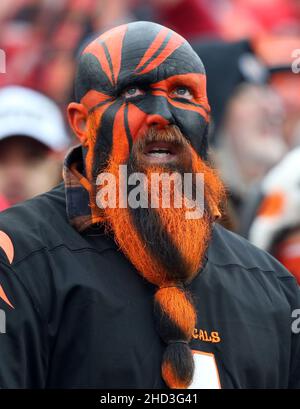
[{"left": 100, "top": 125, "right": 226, "bottom": 388}]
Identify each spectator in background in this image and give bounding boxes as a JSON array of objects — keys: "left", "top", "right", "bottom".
[
  {"left": 0, "top": 0, "right": 135, "bottom": 110},
  {"left": 271, "top": 72, "right": 300, "bottom": 148},
  {"left": 247, "top": 147, "right": 300, "bottom": 285},
  {"left": 192, "top": 34, "right": 300, "bottom": 233},
  {"left": 0, "top": 86, "right": 70, "bottom": 207},
  {"left": 251, "top": 35, "right": 300, "bottom": 149},
  {"left": 214, "top": 83, "right": 287, "bottom": 215}
]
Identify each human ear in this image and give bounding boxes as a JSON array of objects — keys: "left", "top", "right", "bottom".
[{"left": 67, "top": 102, "right": 89, "bottom": 147}]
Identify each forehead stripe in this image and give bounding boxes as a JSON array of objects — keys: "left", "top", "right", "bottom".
[
  {"left": 135, "top": 30, "right": 184, "bottom": 76},
  {"left": 83, "top": 42, "right": 114, "bottom": 86},
  {"left": 135, "top": 31, "right": 172, "bottom": 75},
  {"left": 135, "top": 27, "right": 169, "bottom": 72},
  {"left": 99, "top": 24, "right": 127, "bottom": 85},
  {"left": 100, "top": 41, "right": 116, "bottom": 85},
  {"left": 83, "top": 25, "right": 127, "bottom": 87}
]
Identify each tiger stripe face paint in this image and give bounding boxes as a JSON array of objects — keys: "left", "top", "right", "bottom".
[
  {"left": 72, "top": 21, "right": 222, "bottom": 390},
  {"left": 75, "top": 21, "right": 210, "bottom": 182}
]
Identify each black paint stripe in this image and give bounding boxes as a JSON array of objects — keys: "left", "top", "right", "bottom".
[
  {"left": 124, "top": 102, "right": 133, "bottom": 152},
  {"left": 136, "top": 31, "right": 173, "bottom": 74},
  {"left": 171, "top": 97, "right": 210, "bottom": 114},
  {"left": 129, "top": 94, "right": 174, "bottom": 121},
  {"left": 92, "top": 100, "right": 123, "bottom": 178},
  {"left": 88, "top": 97, "right": 115, "bottom": 114},
  {"left": 101, "top": 41, "right": 116, "bottom": 86}
]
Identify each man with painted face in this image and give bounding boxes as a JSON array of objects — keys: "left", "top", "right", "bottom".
[{"left": 0, "top": 22, "right": 299, "bottom": 389}]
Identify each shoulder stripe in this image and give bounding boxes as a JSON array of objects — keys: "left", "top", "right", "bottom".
[{"left": 0, "top": 231, "right": 14, "bottom": 264}]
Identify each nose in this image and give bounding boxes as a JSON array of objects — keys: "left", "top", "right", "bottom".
[{"left": 146, "top": 114, "right": 170, "bottom": 129}]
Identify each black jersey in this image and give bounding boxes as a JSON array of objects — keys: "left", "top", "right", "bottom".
[{"left": 0, "top": 183, "right": 299, "bottom": 388}]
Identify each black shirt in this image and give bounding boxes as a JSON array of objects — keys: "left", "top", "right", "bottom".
[{"left": 0, "top": 183, "right": 299, "bottom": 388}]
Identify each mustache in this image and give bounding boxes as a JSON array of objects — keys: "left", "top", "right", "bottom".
[
  {"left": 134, "top": 124, "right": 189, "bottom": 150},
  {"left": 92, "top": 124, "right": 191, "bottom": 177},
  {"left": 129, "top": 125, "right": 193, "bottom": 173}
]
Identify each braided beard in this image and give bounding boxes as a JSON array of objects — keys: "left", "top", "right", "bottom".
[{"left": 100, "top": 126, "right": 225, "bottom": 388}]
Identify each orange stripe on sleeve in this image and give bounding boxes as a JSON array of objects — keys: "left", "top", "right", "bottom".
[
  {"left": 0, "top": 231, "right": 14, "bottom": 264},
  {"left": 0, "top": 284, "right": 14, "bottom": 309}
]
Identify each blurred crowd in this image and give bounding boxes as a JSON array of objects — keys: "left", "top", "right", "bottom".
[{"left": 0, "top": 0, "right": 300, "bottom": 283}]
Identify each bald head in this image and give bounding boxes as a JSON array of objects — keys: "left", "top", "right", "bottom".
[
  {"left": 75, "top": 21, "right": 205, "bottom": 104},
  {"left": 68, "top": 22, "right": 210, "bottom": 183}
]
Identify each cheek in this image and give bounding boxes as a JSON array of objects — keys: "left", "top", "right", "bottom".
[
  {"left": 170, "top": 107, "right": 209, "bottom": 154},
  {"left": 111, "top": 104, "right": 130, "bottom": 164},
  {"left": 87, "top": 106, "right": 113, "bottom": 146},
  {"left": 85, "top": 105, "right": 114, "bottom": 178}
]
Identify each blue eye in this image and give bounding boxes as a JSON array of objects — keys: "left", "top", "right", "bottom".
[
  {"left": 122, "top": 87, "right": 145, "bottom": 99},
  {"left": 171, "top": 86, "right": 193, "bottom": 100}
]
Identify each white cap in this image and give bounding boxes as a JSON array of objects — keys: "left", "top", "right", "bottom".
[{"left": 0, "top": 85, "right": 70, "bottom": 151}]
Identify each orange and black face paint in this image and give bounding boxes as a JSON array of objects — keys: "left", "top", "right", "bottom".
[
  {"left": 74, "top": 21, "right": 215, "bottom": 389},
  {"left": 75, "top": 21, "right": 210, "bottom": 182}
]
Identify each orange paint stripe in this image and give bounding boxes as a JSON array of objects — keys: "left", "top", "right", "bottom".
[
  {"left": 0, "top": 284, "right": 14, "bottom": 309},
  {"left": 150, "top": 90, "right": 209, "bottom": 121},
  {"left": 0, "top": 231, "right": 14, "bottom": 264},
  {"left": 137, "top": 34, "right": 184, "bottom": 75},
  {"left": 135, "top": 27, "right": 169, "bottom": 72},
  {"left": 81, "top": 90, "right": 113, "bottom": 111},
  {"left": 126, "top": 103, "right": 147, "bottom": 141},
  {"left": 151, "top": 73, "right": 210, "bottom": 113},
  {"left": 83, "top": 41, "right": 113, "bottom": 85},
  {"left": 84, "top": 101, "right": 115, "bottom": 181},
  {"left": 101, "top": 25, "right": 127, "bottom": 84},
  {"left": 167, "top": 98, "right": 210, "bottom": 122},
  {"left": 111, "top": 104, "right": 130, "bottom": 164}
]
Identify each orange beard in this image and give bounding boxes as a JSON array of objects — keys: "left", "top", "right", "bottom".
[
  {"left": 97, "top": 125, "right": 226, "bottom": 388},
  {"left": 101, "top": 126, "right": 225, "bottom": 287}
]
